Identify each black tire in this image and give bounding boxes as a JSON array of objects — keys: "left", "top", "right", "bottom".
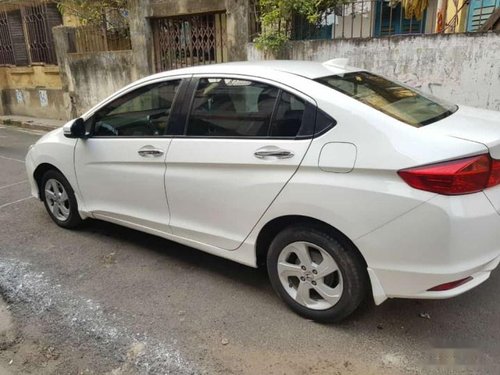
[
  {"left": 267, "top": 224, "right": 368, "bottom": 323},
  {"left": 40, "top": 169, "right": 83, "bottom": 229}
]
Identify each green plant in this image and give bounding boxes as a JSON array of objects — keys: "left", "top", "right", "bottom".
[
  {"left": 254, "top": 0, "right": 346, "bottom": 53},
  {"left": 55, "top": 0, "right": 128, "bottom": 27}
]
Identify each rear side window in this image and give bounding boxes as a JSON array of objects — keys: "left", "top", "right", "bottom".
[
  {"left": 316, "top": 72, "right": 457, "bottom": 127},
  {"left": 270, "top": 92, "right": 306, "bottom": 137},
  {"left": 186, "top": 78, "right": 278, "bottom": 137},
  {"left": 185, "top": 78, "right": 317, "bottom": 138}
]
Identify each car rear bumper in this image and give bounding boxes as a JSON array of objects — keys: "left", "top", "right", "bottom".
[
  {"left": 367, "top": 254, "right": 500, "bottom": 304},
  {"left": 356, "top": 192, "right": 500, "bottom": 304}
]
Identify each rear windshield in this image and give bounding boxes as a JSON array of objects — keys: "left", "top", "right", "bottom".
[{"left": 315, "top": 72, "right": 458, "bottom": 127}]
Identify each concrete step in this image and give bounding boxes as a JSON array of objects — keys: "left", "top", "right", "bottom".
[{"left": 0, "top": 115, "right": 65, "bottom": 132}]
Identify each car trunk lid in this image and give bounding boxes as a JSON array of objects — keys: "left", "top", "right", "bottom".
[
  {"left": 423, "top": 105, "right": 500, "bottom": 213},
  {"left": 422, "top": 105, "right": 500, "bottom": 158}
]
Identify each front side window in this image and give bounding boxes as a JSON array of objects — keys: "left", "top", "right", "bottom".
[
  {"left": 93, "top": 80, "right": 181, "bottom": 136},
  {"left": 316, "top": 72, "right": 457, "bottom": 127}
]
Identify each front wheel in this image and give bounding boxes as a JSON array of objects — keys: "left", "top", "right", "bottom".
[
  {"left": 267, "top": 225, "right": 368, "bottom": 323},
  {"left": 41, "top": 170, "right": 83, "bottom": 229}
]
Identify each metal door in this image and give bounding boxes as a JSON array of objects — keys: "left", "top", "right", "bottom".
[{"left": 152, "top": 12, "right": 227, "bottom": 72}]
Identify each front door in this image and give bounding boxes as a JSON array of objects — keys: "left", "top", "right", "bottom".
[
  {"left": 75, "top": 78, "right": 184, "bottom": 232},
  {"left": 165, "top": 76, "right": 316, "bottom": 250}
]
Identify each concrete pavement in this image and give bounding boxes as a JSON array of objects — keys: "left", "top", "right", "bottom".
[
  {"left": 0, "top": 115, "right": 63, "bottom": 132},
  {"left": 0, "top": 125, "right": 499, "bottom": 374}
]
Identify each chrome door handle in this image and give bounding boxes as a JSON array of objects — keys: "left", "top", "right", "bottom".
[
  {"left": 254, "top": 147, "right": 294, "bottom": 160},
  {"left": 138, "top": 147, "right": 164, "bottom": 158}
]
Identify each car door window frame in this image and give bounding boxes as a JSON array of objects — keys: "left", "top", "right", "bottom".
[
  {"left": 175, "top": 74, "right": 322, "bottom": 140},
  {"left": 82, "top": 76, "right": 191, "bottom": 139}
]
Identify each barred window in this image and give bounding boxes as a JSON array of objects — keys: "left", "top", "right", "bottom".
[
  {"left": 0, "top": 2, "right": 62, "bottom": 66},
  {"left": 22, "top": 2, "right": 62, "bottom": 64}
]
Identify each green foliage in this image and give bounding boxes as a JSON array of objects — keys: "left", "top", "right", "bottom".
[
  {"left": 254, "top": 31, "right": 289, "bottom": 54},
  {"left": 255, "top": 0, "right": 346, "bottom": 53},
  {"left": 55, "top": 0, "right": 128, "bottom": 26}
]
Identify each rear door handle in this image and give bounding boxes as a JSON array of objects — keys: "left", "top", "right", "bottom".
[
  {"left": 254, "top": 146, "right": 294, "bottom": 160},
  {"left": 138, "top": 146, "right": 164, "bottom": 158}
]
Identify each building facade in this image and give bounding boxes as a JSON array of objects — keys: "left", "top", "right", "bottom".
[{"left": 0, "top": 0, "right": 499, "bottom": 120}]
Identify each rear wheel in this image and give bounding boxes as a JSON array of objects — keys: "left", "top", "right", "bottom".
[
  {"left": 41, "top": 170, "right": 83, "bottom": 229},
  {"left": 267, "top": 224, "right": 368, "bottom": 322}
]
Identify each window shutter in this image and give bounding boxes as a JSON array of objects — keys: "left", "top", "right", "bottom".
[
  {"left": 467, "top": 0, "right": 500, "bottom": 31},
  {"left": 0, "top": 10, "right": 15, "bottom": 65},
  {"left": 45, "top": 3, "right": 63, "bottom": 64},
  {"left": 7, "top": 10, "right": 29, "bottom": 66}
]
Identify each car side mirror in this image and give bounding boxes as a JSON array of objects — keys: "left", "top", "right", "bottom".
[{"left": 63, "top": 118, "right": 86, "bottom": 139}]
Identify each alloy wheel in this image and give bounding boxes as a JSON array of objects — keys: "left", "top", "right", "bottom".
[
  {"left": 277, "top": 241, "right": 343, "bottom": 310},
  {"left": 44, "top": 178, "right": 71, "bottom": 221}
]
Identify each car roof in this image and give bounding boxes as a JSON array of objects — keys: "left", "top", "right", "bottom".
[{"left": 142, "top": 60, "right": 361, "bottom": 83}]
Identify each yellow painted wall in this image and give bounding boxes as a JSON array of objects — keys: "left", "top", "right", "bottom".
[
  {"left": 445, "top": 0, "right": 468, "bottom": 32},
  {"left": 0, "top": 68, "right": 6, "bottom": 87},
  {"left": 0, "top": 66, "right": 62, "bottom": 90}
]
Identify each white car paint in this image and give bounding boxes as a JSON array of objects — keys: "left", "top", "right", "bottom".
[
  {"left": 26, "top": 61, "right": 500, "bottom": 306},
  {"left": 75, "top": 137, "right": 173, "bottom": 233},
  {"left": 165, "top": 137, "right": 311, "bottom": 249}
]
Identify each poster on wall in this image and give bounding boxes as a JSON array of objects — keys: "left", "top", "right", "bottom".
[
  {"left": 39, "top": 90, "right": 48, "bottom": 107},
  {"left": 15, "top": 90, "right": 24, "bottom": 104}
]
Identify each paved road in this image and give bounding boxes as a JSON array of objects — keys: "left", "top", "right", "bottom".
[{"left": 0, "top": 125, "right": 499, "bottom": 374}]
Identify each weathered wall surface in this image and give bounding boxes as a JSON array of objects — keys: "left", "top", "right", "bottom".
[
  {"left": 0, "top": 65, "right": 68, "bottom": 119},
  {"left": 65, "top": 51, "right": 136, "bottom": 116},
  {"left": 248, "top": 32, "right": 500, "bottom": 111},
  {"left": 54, "top": 26, "right": 137, "bottom": 117},
  {"left": 49, "top": 0, "right": 250, "bottom": 119},
  {"left": 1, "top": 88, "right": 67, "bottom": 119},
  {"left": 129, "top": 0, "right": 154, "bottom": 78}
]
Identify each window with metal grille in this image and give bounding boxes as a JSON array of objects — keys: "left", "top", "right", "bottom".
[
  {"left": 21, "top": 2, "right": 62, "bottom": 64},
  {"left": 374, "top": 0, "right": 426, "bottom": 36},
  {"left": 152, "top": 12, "right": 227, "bottom": 72},
  {"left": 0, "top": 9, "right": 29, "bottom": 66},
  {"left": 292, "top": 13, "right": 334, "bottom": 40},
  {"left": 0, "top": 9, "right": 15, "bottom": 65}
]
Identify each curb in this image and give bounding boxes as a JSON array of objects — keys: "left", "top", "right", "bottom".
[{"left": 0, "top": 120, "right": 59, "bottom": 132}]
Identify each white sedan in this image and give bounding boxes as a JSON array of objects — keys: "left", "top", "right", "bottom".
[{"left": 26, "top": 60, "right": 500, "bottom": 322}]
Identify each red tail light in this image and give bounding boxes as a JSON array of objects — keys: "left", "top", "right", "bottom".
[
  {"left": 398, "top": 154, "right": 500, "bottom": 195},
  {"left": 427, "top": 277, "right": 473, "bottom": 291}
]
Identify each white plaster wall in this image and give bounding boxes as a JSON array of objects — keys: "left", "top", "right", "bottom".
[{"left": 248, "top": 32, "right": 500, "bottom": 111}]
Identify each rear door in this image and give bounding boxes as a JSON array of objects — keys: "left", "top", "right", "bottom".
[{"left": 165, "top": 75, "right": 316, "bottom": 250}]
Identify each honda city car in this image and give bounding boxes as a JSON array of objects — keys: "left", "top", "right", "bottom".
[{"left": 26, "top": 60, "right": 500, "bottom": 322}]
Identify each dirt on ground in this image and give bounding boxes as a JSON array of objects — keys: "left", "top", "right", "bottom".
[
  {"left": 0, "top": 296, "right": 64, "bottom": 375},
  {"left": 0, "top": 295, "right": 154, "bottom": 375}
]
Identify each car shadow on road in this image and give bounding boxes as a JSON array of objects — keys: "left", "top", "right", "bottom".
[
  {"left": 78, "top": 217, "right": 500, "bottom": 352},
  {"left": 81, "top": 218, "right": 271, "bottom": 291}
]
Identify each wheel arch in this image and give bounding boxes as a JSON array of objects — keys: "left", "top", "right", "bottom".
[
  {"left": 255, "top": 215, "right": 368, "bottom": 270},
  {"left": 33, "top": 163, "right": 64, "bottom": 200}
]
